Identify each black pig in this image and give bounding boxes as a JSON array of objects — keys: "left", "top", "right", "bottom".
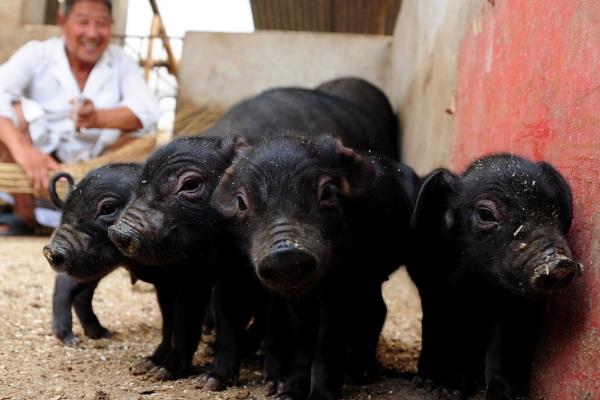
[
  {"left": 408, "top": 154, "right": 583, "bottom": 400},
  {"left": 43, "top": 164, "right": 140, "bottom": 345},
  {"left": 106, "top": 77, "right": 399, "bottom": 388},
  {"left": 107, "top": 136, "right": 262, "bottom": 386},
  {"left": 212, "top": 134, "right": 420, "bottom": 399},
  {"left": 202, "top": 77, "right": 398, "bottom": 159}
]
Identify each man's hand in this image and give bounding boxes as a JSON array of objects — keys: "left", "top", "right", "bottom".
[
  {"left": 71, "top": 99, "right": 143, "bottom": 132},
  {"left": 75, "top": 99, "right": 99, "bottom": 130},
  {"left": 13, "top": 144, "right": 60, "bottom": 194}
]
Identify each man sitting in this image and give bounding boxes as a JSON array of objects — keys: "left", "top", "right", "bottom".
[{"left": 0, "top": 0, "right": 160, "bottom": 234}]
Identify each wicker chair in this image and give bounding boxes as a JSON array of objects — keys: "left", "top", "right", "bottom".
[
  {"left": 0, "top": 135, "right": 157, "bottom": 197},
  {"left": 0, "top": 101, "right": 224, "bottom": 198}
]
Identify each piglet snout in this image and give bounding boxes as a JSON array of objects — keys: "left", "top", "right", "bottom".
[
  {"left": 532, "top": 252, "right": 582, "bottom": 292},
  {"left": 257, "top": 241, "right": 319, "bottom": 294},
  {"left": 108, "top": 223, "right": 141, "bottom": 257},
  {"left": 43, "top": 244, "right": 68, "bottom": 272}
]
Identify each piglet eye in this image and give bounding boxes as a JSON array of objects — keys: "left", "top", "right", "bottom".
[
  {"left": 176, "top": 172, "right": 205, "bottom": 200},
  {"left": 100, "top": 203, "right": 117, "bottom": 215},
  {"left": 179, "top": 177, "right": 203, "bottom": 192},
  {"left": 477, "top": 208, "right": 496, "bottom": 222},
  {"left": 235, "top": 189, "right": 250, "bottom": 213},
  {"left": 474, "top": 199, "right": 500, "bottom": 230},
  {"left": 318, "top": 176, "right": 340, "bottom": 206},
  {"left": 320, "top": 185, "right": 338, "bottom": 202},
  {"left": 96, "top": 198, "right": 120, "bottom": 219},
  {"left": 237, "top": 195, "right": 248, "bottom": 211}
]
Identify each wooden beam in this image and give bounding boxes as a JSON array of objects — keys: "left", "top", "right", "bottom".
[
  {"left": 138, "top": 59, "right": 173, "bottom": 69},
  {"left": 148, "top": 0, "right": 179, "bottom": 76}
]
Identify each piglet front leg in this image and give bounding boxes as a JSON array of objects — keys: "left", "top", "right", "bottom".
[
  {"left": 308, "top": 292, "right": 346, "bottom": 400},
  {"left": 73, "top": 280, "right": 112, "bottom": 339},
  {"left": 160, "top": 278, "right": 211, "bottom": 380},
  {"left": 52, "top": 273, "right": 106, "bottom": 346},
  {"left": 485, "top": 309, "right": 535, "bottom": 400}
]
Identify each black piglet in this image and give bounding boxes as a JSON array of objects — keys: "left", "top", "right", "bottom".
[
  {"left": 408, "top": 154, "right": 583, "bottom": 400},
  {"left": 44, "top": 163, "right": 140, "bottom": 345}
]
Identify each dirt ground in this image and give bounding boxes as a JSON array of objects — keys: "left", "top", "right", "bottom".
[{"left": 0, "top": 237, "right": 481, "bottom": 400}]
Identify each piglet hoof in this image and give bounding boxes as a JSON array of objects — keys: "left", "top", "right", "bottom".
[
  {"left": 276, "top": 395, "right": 296, "bottom": 400},
  {"left": 307, "top": 393, "right": 334, "bottom": 400},
  {"left": 158, "top": 351, "right": 192, "bottom": 380},
  {"left": 131, "top": 357, "right": 158, "bottom": 375},
  {"left": 264, "top": 380, "right": 285, "bottom": 396},
  {"left": 412, "top": 375, "right": 423, "bottom": 387},
  {"left": 198, "top": 373, "right": 226, "bottom": 391},
  {"left": 203, "top": 343, "right": 215, "bottom": 357},
  {"left": 423, "top": 378, "right": 436, "bottom": 392},
  {"left": 348, "top": 360, "right": 383, "bottom": 384},
  {"left": 264, "top": 380, "right": 277, "bottom": 396},
  {"left": 149, "top": 365, "right": 173, "bottom": 381},
  {"left": 85, "top": 326, "right": 113, "bottom": 340},
  {"left": 204, "top": 376, "right": 225, "bottom": 391},
  {"left": 439, "top": 387, "right": 464, "bottom": 400},
  {"left": 413, "top": 375, "right": 435, "bottom": 392},
  {"left": 55, "top": 331, "right": 80, "bottom": 347},
  {"left": 346, "top": 370, "right": 369, "bottom": 385}
]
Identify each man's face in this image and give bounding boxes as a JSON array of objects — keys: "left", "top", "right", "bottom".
[{"left": 59, "top": 1, "right": 112, "bottom": 66}]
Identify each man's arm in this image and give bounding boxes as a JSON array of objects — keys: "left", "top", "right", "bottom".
[
  {"left": 76, "top": 100, "right": 143, "bottom": 132},
  {"left": 115, "top": 47, "right": 161, "bottom": 132},
  {"left": 0, "top": 113, "right": 59, "bottom": 194},
  {"left": 75, "top": 47, "right": 159, "bottom": 134},
  {"left": 0, "top": 41, "right": 58, "bottom": 193}
]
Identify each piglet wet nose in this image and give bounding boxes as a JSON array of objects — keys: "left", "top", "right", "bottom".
[
  {"left": 258, "top": 243, "right": 318, "bottom": 288},
  {"left": 533, "top": 254, "right": 581, "bottom": 292},
  {"left": 43, "top": 245, "right": 67, "bottom": 272},
  {"left": 108, "top": 224, "right": 140, "bottom": 256}
]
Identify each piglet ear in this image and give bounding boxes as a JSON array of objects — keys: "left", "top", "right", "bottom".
[
  {"left": 538, "top": 162, "right": 573, "bottom": 232},
  {"left": 211, "top": 164, "right": 240, "bottom": 218},
  {"left": 212, "top": 136, "right": 252, "bottom": 217},
  {"left": 331, "top": 138, "right": 375, "bottom": 198},
  {"left": 397, "top": 163, "right": 423, "bottom": 208},
  {"left": 217, "top": 135, "right": 250, "bottom": 163},
  {"left": 411, "top": 168, "right": 459, "bottom": 234}
]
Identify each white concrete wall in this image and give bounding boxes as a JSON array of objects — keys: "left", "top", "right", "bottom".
[
  {"left": 111, "top": 0, "right": 129, "bottom": 36},
  {"left": 390, "top": 0, "right": 482, "bottom": 174},
  {"left": 174, "top": 2, "right": 487, "bottom": 173},
  {"left": 177, "top": 31, "right": 392, "bottom": 111},
  {"left": 21, "top": 0, "right": 47, "bottom": 25}
]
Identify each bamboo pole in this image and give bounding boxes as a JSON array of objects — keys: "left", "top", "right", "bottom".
[
  {"left": 148, "top": 0, "right": 179, "bottom": 76},
  {"left": 144, "top": 14, "right": 161, "bottom": 81}
]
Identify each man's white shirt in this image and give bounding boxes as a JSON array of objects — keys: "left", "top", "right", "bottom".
[{"left": 0, "top": 37, "right": 160, "bottom": 163}]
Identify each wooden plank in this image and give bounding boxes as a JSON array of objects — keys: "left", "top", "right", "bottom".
[{"left": 250, "top": 0, "right": 401, "bottom": 34}]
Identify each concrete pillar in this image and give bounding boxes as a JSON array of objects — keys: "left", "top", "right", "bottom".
[
  {"left": 111, "top": 0, "right": 128, "bottom": 36},
  {"left": 451, "top": 2, "right": 600, "bottom": 397},
  {"left": 21, "top": 0, "right": 47, "bottom": 25},
  {"left": 390, "top": 0, "right": 482, "bottom": 174},
  {"left": 1, "top": 0, "right": 26, "bottom": 29},
  {"left": 392, "top": 0, "right": 600, "bottom": 398}
]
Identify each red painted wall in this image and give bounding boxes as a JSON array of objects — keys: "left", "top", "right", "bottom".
[{"left": 452, "top": 1, "right": 600, "bottom": 398}]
